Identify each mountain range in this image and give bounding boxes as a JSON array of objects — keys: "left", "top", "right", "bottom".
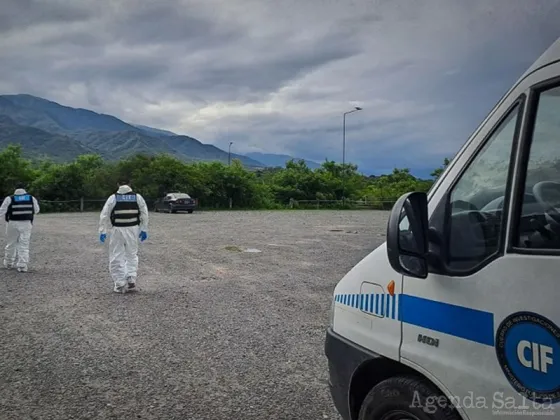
[{"left": 0, "top": 94, "right": 322, "bottom": 169}]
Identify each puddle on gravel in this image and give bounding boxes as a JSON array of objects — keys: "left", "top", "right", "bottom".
[{"left": 224, "top": 245, "right": 262, "bottom": 253}]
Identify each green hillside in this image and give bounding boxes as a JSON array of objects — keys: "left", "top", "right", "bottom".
[
  {"left": 0, "top": 94, "right": 265, "bottom": 167},
  {"left": 0, "top": 115, "right": 102, "bottom": 161}
]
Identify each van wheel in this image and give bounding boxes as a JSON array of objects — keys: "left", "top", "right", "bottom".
[{"left": 358, "top": 375, "right": 461, "bottom": 420}]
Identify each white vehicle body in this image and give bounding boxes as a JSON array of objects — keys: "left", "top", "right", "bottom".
[{"left": 325, "top": 37, "right": 560, "bottom": 420}]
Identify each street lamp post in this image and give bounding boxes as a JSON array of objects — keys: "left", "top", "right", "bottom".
[
  {"left": 342, "top": 107, "right": 362, "bottom": 202},
  {"left": 227, "top": 141, "right": 234, "bottom": 209}
]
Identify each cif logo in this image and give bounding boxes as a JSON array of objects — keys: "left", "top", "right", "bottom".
[
  {"left": 517, "top": 341, "right": 553, "bottom": 374},
  {"left": 496, "top": 312, "right": 560, "bottom": 403}
]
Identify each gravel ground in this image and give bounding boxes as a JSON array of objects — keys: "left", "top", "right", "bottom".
[{"left": 0, "top": 210, "right": 389, "bottom": 420}]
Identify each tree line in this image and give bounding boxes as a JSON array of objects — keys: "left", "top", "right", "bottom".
[{"left": 0, "top": 144, "right": 450, "bottom": 212}]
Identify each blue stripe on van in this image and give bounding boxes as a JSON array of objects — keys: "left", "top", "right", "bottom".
[
  {"left": 334, "top": 293, "right": 400, "bottom": 320},
  {"left": 334, "top": 293, "right": 494, "bottom": 346},
  {"left": 399, "top": 294, "right": 494, "bottom": 346},
  {"left": 385, "top": 294, "right": 391, "bottom": 317}
]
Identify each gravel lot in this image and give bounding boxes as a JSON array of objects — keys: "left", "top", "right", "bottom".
[{"left": 0, "top": 210, "right": 389, "bottom": 420}]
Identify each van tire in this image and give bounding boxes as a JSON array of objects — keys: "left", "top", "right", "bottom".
[{"left": 358, "top": 375, "right": 461, "bottom": 420}]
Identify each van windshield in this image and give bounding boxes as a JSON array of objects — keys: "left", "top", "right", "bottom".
[{"left": 450, "top": 106, "right": 519, "bottom": 212}]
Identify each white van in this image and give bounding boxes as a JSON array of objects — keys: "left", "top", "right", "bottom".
[{"left": 325, "top": 36, "right": 560, "bottom": 420}]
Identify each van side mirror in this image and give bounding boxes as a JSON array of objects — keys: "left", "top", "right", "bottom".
[{"left": 386, "top": 192, "right": 429, "bottom": 279}]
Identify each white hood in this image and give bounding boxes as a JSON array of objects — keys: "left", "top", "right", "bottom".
[{"left": 117, "top": 185, "right": 133, "bottom": 194}]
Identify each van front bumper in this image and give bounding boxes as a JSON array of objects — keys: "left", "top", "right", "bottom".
[{"left": 324, "top": 327, "right": 378, "bottom": 420}]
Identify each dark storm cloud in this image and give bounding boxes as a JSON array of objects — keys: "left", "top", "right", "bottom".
[
  {"left": 2, "top": 0, "right": 368, "bottom": 102},
  {"left": 107, "top": 2, "right": 241, "bottom": 47},
  {"left": 167, "top": 31, "right": 362, "bottom": 99},
  {"left": 35, "top": 32, "right": 104, "bottom": 49},
  {"left": 54, "top": 55, "right": 171, "bottom": 83},
  {"left": 0, "top": 0, "right": 95, "bottom": 33}
]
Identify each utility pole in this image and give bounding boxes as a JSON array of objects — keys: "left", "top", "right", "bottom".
[{"left": 228, "top": 141, "right": 233, "bottom": 210}]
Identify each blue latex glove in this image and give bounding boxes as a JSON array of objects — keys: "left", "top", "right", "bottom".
[
  {"left": 100, "top": 233, "right": 107, "bottom": 243},
  {"left": 139, "top": 231, "right": 148, "bottom": 242}
]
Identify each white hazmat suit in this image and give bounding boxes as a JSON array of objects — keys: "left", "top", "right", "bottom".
[
  {"left": 99, "top": 185, "right": 149, "bottom": 292},
  {"left": 0, "top": 188, "right": 40, "bottom": 272}
]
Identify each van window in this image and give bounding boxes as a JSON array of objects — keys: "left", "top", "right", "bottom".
[
  {"left": 515, "top": 85, "right": 560, "bottom": 250},
  {"left": 446, "top": 103, "right": 520, "bottom": 270}
]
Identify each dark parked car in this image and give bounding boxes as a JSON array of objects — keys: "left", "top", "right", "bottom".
[{"left": 154, "top": 192, "right": 197, "bottom": 213}]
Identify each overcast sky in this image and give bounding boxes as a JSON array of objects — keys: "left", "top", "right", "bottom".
[{"left": 1, "top": 0, "right": 559, "bottom": 176}]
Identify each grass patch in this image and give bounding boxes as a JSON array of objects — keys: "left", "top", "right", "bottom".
[{"left": 224, "top": 245, "right": 243, "bottom": 252}]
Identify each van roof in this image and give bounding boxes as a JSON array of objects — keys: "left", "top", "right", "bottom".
[{"left": 517, "top": 36, "right": 560, "bottom": 83}]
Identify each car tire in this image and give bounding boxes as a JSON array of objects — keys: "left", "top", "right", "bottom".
[
  {"left": 358, "top": 375, "right": 461, "bottom": 420},
  {"left": 188, "top": 210, "right": 193, "bottom": 214}
]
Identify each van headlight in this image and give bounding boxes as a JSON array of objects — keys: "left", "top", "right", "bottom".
[{"left": 329, "top": 296, "right": 336, "bottom": 327}]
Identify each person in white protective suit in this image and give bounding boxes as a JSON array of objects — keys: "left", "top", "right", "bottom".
[
  {"left": 99, "top": 180, "right": 149, "bottom": 293},
  {"left": 0, "top": 184, "right": 40, "bottom": 272}
]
